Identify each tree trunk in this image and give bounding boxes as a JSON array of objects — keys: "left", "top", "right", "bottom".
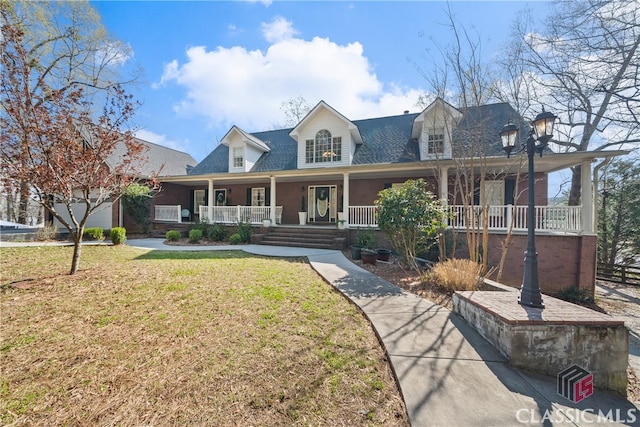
[
  {"left": 70, "top": 231, "right": 82, "bottom": 275},
  {"left": 607, "top": 189, "right": 625, "bottom": 267},
  {"left": 598, "top": 191, "right": 609, "bottom": 266},
  {"left": 18, "top": 180, "right": 29, "bottom": 224},
  {"left": 568, "top": 165, "right": 582, "bottom": 206},
  {"left": 5, "top": 188, "right": 15, "bottom": 221}
]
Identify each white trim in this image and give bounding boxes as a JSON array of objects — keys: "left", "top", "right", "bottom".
[{"left": 194, "top": 189, "right": 205, "bottom": 216}]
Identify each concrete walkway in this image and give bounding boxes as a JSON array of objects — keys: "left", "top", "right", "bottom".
[{"left": 4, "top": 238, "right": 638, "bottom": 426}]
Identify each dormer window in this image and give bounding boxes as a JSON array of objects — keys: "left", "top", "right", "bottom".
[
  {"left": 233, "top": 147, "right": 244, "bottom": 168},
  {"left": 305, "top": 129, "right": 342, "bottom": 163},
  {"left": 428, "top": 129, "right": 445, "bottom": 155}
]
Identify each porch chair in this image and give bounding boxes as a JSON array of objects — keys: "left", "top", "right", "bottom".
[{"left": 181, "top": 209, "right": 191, "bottom": 222}]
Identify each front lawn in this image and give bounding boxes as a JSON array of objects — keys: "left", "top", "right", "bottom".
[{"left": 0, "top": 245, "right": 407, "bottom": 426}]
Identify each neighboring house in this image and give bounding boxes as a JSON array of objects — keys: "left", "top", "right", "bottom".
[
  {"left": 154, "top": 99, "right": 627, "bottom": 295},
  {"left": 51, "top": 137, "right": 196, "bottom": 231}
]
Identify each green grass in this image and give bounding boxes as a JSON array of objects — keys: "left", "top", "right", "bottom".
[{"left": 0, "top": 245, "right": 407, "bottom": 426}]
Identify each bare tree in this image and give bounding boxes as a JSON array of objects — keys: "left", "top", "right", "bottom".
[
  {"left": 1, "top": 0, "right": 140, "bottom": 223},
  {"left": 502, "top": 0, "right": 640, "bottom": 205},
  {"left": 1, "top": 4, "right": 147, "bottom": 274},
  {"left": 280, "top": 95, "right": 312, "bottom": 127},
  {"left": 417, "top": 8, "right": 500, "bottom": 273},
  {"left": 597, "top": 155, "right": 640, "bottom": 269},
  {"left": 417, "top": 7, "right": 531, "bottom": 276}
]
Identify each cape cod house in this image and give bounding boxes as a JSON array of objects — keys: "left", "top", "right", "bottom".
[{"left": 152, "top": 99, "right": 626, "bottom": 295}]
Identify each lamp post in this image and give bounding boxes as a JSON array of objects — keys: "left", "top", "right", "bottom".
[{"left": 499, "top": 109, "right": 557, "bottom": 309}]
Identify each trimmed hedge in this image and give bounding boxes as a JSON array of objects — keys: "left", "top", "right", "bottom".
[
  {"left": 83, "top": 227, "right": 105, "bottom": 241},
  {"left": 229, "top": 233, "right": 242, "bottom": 245},
  {"left": 166, "top": 230, "right": 181, "bottom": 241},
  {"left": 208, "top": 223, "right": 227, "bottom": 241},
  {"left": 189, "top": 229, "right": 203, "bottom": 243},
  {"left": 110, "top": 227, "right": 127, "bottom": 245}
]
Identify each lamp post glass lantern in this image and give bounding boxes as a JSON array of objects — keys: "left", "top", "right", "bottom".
[{"left": 499, "top": 109, "right": 557, "bottom": 309}]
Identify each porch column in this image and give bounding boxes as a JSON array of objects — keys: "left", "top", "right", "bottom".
[
  {"left": 270, "top": 175, "right": 277, "bottom": 224},
  {"left": 439, "top": 167, "right": 449, "bottom": 204},
  {"left": 342, "top": 172, "right": 350, "bottom": 228},
  {"left": 581, "top": 160, "right": 593, "bottom": 234},
  {"left": 208, "top": 179, "right": 214, "bottom": 220}
]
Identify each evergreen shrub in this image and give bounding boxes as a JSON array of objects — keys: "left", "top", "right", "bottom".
[{"left": 110, "top": 227, "right": 127, "bottom": 245}]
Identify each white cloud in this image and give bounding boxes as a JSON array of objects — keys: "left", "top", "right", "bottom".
[
  {"left": 96, "top": 40, "right": 133, "bottom": 67},
  {"left": 261, "top": 16, "right": 298, "bottom": 43},
  {"left": 158, "top": 20, "right": 424, "bottom": 132},
  {"left": 135, "top": 129, "right": 191, "bottom": 154}
]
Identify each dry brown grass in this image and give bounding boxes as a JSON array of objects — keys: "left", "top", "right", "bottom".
[
  {"left": 0, "top": 246, "right": 407, "bottom": 426},
  {"left": 426, "top": 258, "right": 483, "bottom": 292}
]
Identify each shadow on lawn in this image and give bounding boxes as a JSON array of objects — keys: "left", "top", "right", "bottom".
[{"left": 134, "top": 249, "right": 309, "bottom": 265}]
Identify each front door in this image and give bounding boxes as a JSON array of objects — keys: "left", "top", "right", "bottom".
[
  {"left": 308, "top": 185, "right": 337, "bottom": 223},
  {"left": 214, "top": 189, "right": 227, "bottom": 206}
]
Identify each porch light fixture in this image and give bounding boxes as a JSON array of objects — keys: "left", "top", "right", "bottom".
[{"left": 499, "top": 108, "right": 557, "bottom": 310}]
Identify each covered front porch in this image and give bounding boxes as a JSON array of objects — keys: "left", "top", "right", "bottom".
[
  {"left": 153, "top": 150, "right": 624, "bottom": 235},
  {"left": 153, "top": 203, "right": 585, "bottom": 234}
]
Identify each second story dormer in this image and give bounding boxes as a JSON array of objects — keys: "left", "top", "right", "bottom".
[
  {"left": 289, "top": 101, "right": 363, "bottom": 169},
  {"left": 220, "top": 125, "right": 270, "bottom": 173},
  {"left": 411, "top": 98, "right": 462, "bottom": 160}
]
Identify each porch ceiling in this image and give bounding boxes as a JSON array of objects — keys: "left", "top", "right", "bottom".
[
  {"left": 158, "top": 162, "right": 440, "bottom": 186},
  {"left": 501, "top": 150, "right": 629, "bottom": 174},
  {"left": 158, "top": 149, "right": 628, "bottom": 186}
]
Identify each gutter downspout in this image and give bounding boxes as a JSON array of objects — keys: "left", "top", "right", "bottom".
[{"left": 592, "top": 156, "right": 613, "bottom": 234}]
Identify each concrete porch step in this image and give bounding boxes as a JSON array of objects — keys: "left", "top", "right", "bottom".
[
  {"left": 150, "top": 222, "right": 191, "bottom": 238},
  {"left": 259, "top": 226, "right": 346, "bottom": 250}
]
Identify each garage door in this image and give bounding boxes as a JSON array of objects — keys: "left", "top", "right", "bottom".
[{"left": 53, "top": 202, "right": 113, "bottom": 230}]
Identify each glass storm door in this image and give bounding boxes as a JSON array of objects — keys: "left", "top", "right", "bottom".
[{"left": 308, "top": 185, "right": 337, "bottom": 222}]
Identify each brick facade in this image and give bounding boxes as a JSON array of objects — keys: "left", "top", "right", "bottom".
[{"left": 473, "top": 233, "right": 597, "bottom": 295}]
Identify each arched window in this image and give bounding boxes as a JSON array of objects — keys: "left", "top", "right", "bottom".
[
  {"left": 316, "top": 129, "right": 331, "bottom": 162},
  {"left": 305, "top": 129, "right": 342, "bottom": 164}
]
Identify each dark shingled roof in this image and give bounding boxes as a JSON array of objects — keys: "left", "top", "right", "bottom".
[
  {"left": 352, "top": 113, "right": 421, "bottom": 164},
  {"left": 453, "top": 103, "right": 530, "bottom": 157},
  {"left": 187, "top": 102, "right": 527, "bottom": 176},
  {"left": 189, "top": 144, "right": 230, "bottom": 175},
  {"left": 250, "top": 128, "right": 299, "bottom": 171}
]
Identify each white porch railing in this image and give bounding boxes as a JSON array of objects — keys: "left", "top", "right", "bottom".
[
  {"left": 448, "top": 205, "right": 582, "bottom": 233},
  {"left": 347, "top": 204, "right": 582, "bottom": 233},
  {"left": 154, "top": 205, "right": 182, "bottom": 222},
  {"left": 199, "top": 205, "right": 282, "bottom": 225},
  {"left": 349, "top": 206, "right": 378, "bottom": 227},
  {"left": 156, "top": 203, "right": 582, "bottom": 233}
]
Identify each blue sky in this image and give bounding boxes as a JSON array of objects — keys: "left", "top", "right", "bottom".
[{"left": 92, "top": 1, "right": 541, "bottom": 163}]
